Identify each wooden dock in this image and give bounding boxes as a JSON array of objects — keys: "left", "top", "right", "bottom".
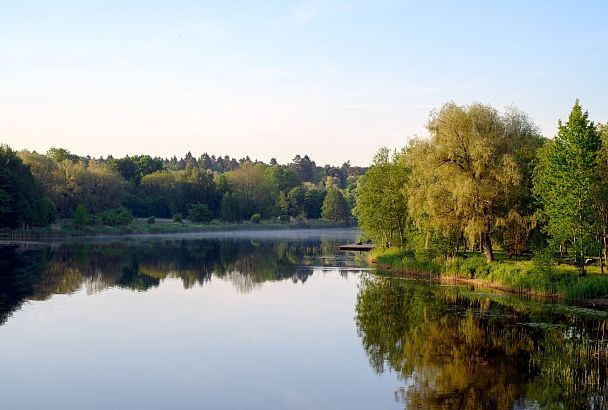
[{"left": 338, "top": 243, "right": 374, "bottom": 251}]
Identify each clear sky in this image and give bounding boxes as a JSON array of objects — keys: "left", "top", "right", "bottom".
[{"left": 1, "top": 1, "right": 607, "bottom": 166}]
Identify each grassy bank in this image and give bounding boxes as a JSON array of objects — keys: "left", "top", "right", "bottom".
[
  {"left": 0, "top": 219, "right": 351, "bottom": 239},
  {"left": 372, "top": 247, "right": 608, "bottom": 302}
]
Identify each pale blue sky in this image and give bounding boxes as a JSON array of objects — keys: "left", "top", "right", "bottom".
[{"left": 1, "top": 1, "right": 607, "bottom": 165}]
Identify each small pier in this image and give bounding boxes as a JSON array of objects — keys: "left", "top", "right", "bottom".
[{"left": 338, "top": 243, "right": 374, "bottom": 251}]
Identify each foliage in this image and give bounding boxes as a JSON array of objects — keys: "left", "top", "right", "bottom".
[
  {"left": 147, "top": 216, "right": 155, "bottom": 224},
  {"left": 321, "top": 188, "right": 349, "bottom": 223},
  {"left": 407, "top": 103, "right": 542, "bottom": 262},
  {"left": 0, "top": 145, "right": 46, "bottom": 228},
  {"left": 533, "top": 100, "right": 602, "bottom": 274},
  {"left": 354, "top": 147, "right": 410, "bottom": 248},
  {"left": 73, "top": 204, "right": 89, "bottom": 226},
  {"left": 225, "top": 162, "right": 278, "bottom": 218},
  {"left": 250, "top": 213, "right": 261, "bottom": 224},
  {"left": 95, "top": 207, "right": 133, "bottom": 226},
  {"left": 188, "top": 203, "right": 213, "bottom": 223},
  {"left": 172, "top": 213, "right": 183, "bottom": 223},
  {"left": 220, "top": 192, "right": 241, "bottom": 222}
]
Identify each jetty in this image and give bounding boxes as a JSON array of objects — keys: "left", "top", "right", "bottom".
[{"left": 338, "top": 243, "right": 374, "bottom": 251}]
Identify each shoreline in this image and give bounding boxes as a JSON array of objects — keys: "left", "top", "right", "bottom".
[
  {"left": 0, "top": 220, "right": 353, "bottom": 240},
  {"left": 374, "top": 262, "right": 608, "bottom": 309}
]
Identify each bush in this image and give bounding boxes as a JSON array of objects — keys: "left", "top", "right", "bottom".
[
  {"left": 73, "top": 204, "right": 89, "bottom": 226},
  {"left": 188, "top": 203, "right": 213, "bottom": 223},
  {"left": 250, "top": 213, "right": 262, "bottom": 224},
  {"left": 98, "top": 207, "right": 133, "bottom": 226},
  {"left": 173, "top": 213, "right": 183, "bottom": 223},
  {"left": 147, "top": 216, "right": 155, "bottom": 224},
  {"left": 278, "top": 214, "right": 290, "bottom": 223},
  {"left": 457, "top": 256, "right": 489, "bottom": 279}
]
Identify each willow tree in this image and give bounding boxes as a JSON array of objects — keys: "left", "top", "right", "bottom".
[
  {"left": 408, "top": 102, "right": 541, "bottom": 262},
  {"left": 533, "top": 101, "right": 602, "bottom": 275},
  {"left": 354, "top": 147, "right": 409, "bottom": 248}
]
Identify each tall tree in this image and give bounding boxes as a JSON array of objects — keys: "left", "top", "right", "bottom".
[
  {"left": 321, "top": 188, "right": 349, "bottom": 223},
  {"left": 408, "top": 102, "right": 541, "bottom": 262},
  {"left": 533, "top": 100, "right": 602, "bottom": 274},
  {"left": 354, "top": 147, "right": 410, "bottom": 248},
  {"left": 0, "top": 145, "right": 44, "bottom": 228}
]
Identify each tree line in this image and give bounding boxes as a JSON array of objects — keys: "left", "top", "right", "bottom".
[
  {"left": 0, "top": 147, "right": 364, "bottom": 229},
  {"left": 355, "top": 100, "right": 608, "bottom": 275}
]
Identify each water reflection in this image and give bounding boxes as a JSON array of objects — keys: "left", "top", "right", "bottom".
[
  {"left": 0, "top": 233, "right": 368, "bottom": 325},
  {"left": 355, "top": 275, "right": 608, "bottom": 409}
]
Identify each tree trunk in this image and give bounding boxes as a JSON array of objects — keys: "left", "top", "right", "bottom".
[{"left": 481, "top": 232, "right": 494, "bottom": 262}]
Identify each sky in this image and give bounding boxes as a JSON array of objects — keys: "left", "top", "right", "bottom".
[{"left": 1, "top": 1, "right": 607, "bottom": 166}]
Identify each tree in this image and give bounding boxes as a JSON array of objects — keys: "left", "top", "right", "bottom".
[
  {"left": 285, "top": 186, "right": 305, "bottom": 217},
  {"left": 221, "top": 192, "right": 241, "bottom": 222},
  {"left": 290, "top": 154, "right": 316, "bottom": 182},
  {"left": 321, "top": 188, "right": 349, "bottom": 223},
  {"left": 46, "top": 147, "right": 79, "bottom": 163},
  {"left": 303, "top": 185, "right": 325, "bottom": 218},
  {"left": 533, "top": 100, "right": 602, "bottom": 274},
  {"left": 265, "top": 165, "right": 300, "bottom": 192},
  {"left": 188, "top": 203, "right": 213, "bottom": 223},
  {"left": 73, "top": 204, "right": 89, "bottom": 226},
  {"left": 0, "top": 145, "right": 45, "bottom": 228},
  {"left": 225, "top": 162, "right": 278, "bottom": 218},
  {"left": 407, "top": 102, "right": 541, "bottom": 262},
  {"left": 18, "top": 150, "right": 66, "bottom": 213},
  {"left": 354, "top": 147, "right": 410, "bottom": 248},
  {"left": 62, "top": 160, "right": 127, "bottom": 214}
]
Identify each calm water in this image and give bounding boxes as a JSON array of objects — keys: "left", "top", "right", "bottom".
[{"left": 1, "top": 229, "right": 607, "bottom": 409}]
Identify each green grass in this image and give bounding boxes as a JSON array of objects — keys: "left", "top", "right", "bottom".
[{"left": 372, "top": 248, "right": 608, "bottom": 301}]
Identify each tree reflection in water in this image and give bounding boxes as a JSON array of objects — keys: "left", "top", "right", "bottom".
[
  {"left": 0, "top": 236, "right": 366, "bottom": 325},
  {"left": 355, "top": 274, "right": 608, "bottom": 409}
]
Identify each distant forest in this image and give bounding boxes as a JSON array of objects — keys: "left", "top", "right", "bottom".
[{"left": 0, "top": 147, "right": 366, "bottom": 228}]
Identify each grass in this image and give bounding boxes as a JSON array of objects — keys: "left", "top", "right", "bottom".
[
  {"left": 372, "top": 247, "right": 608, "bottom": 301},
  {"left": 0, "top": 218, "right": 350, "bottom": 239}
]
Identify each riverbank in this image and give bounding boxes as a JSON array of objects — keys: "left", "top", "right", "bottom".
[
  {"left": 371, "top": 247, "right": 608, "bottom": 304},
  {"left": 0, "top": 219, "right": 351, "bottom": 239}
]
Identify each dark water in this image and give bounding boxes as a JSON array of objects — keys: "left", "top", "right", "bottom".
[{"left": 1, "top": 229, "right": 607, "bottom": 409}]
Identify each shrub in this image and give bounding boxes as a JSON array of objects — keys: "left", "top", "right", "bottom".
[
  {"left": 73, "top": 204, "right": 89, "bottom": 226},
  {"left": 98, "top": 207, "right": 133, "bottom": 226},
  {"left": 278, "top": 214, "right": 290, "bottom": 223},
  {"left": 250, "top": 213, "right": 262, "bottom": 224},
  {"left": 457, "top": 256, "right": 489, "bottom": 279},
  {"left": 147, "top": 216, "right": 155, "bottom": 224},
  {"left": 188, "top": 203, "right": 213, "bottom": 223},
  {"left": 173, "top": 213, "right": 183, "bottom": 223}
]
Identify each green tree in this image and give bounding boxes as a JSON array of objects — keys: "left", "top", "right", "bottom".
[
  {"left": 354, "top": 147, "right": 410, "bottom": 248},
  {"left": 225, "top": 162, "right": 278, "bottom": 218},
  {"left": 407, "top": 102, "right": 541, "bottom": 262},
  {"left": 18, "top": 150, "right": 67, "bottom": 214},
  {"left": 533, "top": 101, "right": 602, "bottom": 274},
  {"left": 221, "top": 192, "right": 241, "bottom": 222},
  {"left": 46, "top": 147, "right": 79, "bottom": 163},
  {"left": 73, "top": 204, "right": 89, "bottom": 226},
  {"left": 188, "top": 203, "right": 213, "bottom": 223},
  {"left": 0, "top": 145, "right": 45, "bottom": 228},
  {"left": 265, "top": 165, "right": 300, "bottom": 192},
  {"left": 321, "top": 188, "right": 349, "bottom": 223}
]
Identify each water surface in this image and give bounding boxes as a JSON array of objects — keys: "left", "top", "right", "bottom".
[{"left": 1, "top": 229, "right": 607, "bottom": 409}]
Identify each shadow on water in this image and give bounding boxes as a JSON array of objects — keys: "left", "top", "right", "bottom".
[
  {"left": 355, "top": 274, "right": 608, "bottom": 409},
  {"left": 0, "top": 231, "right": 368, "bottom": 325}
]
